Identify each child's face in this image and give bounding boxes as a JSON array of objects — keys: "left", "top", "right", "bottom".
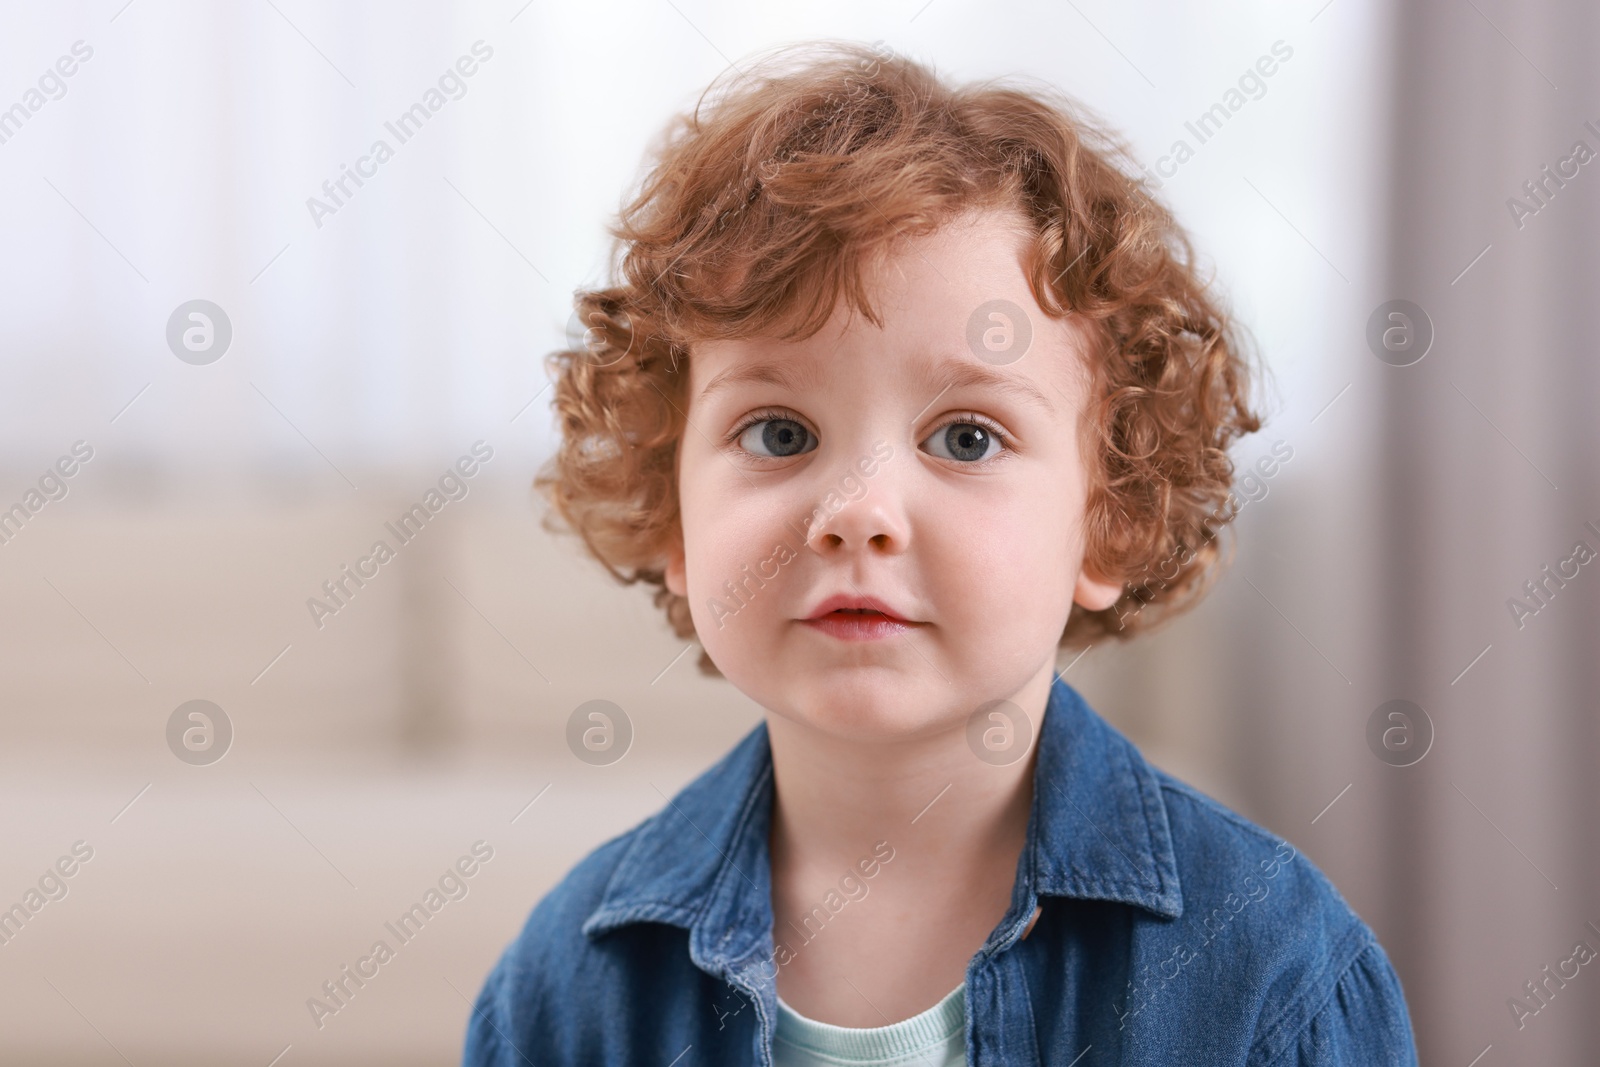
[{"left": 664, "top": 207, "right": 1120, "bottom": 742}]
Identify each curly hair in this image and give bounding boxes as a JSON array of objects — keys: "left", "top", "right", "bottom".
[{"left": 534, "top": 39, "right": 1265, "bottom": 678}]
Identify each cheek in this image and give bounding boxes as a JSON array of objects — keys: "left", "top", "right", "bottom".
[
  {"left": 679, "top": 479, "right": 805, "bottom": 635},
  {"left": 922, "top": 493, "right": 1075, "bottom": 632},
  {"left": 686, "top": 517, "right": 765, "bottom": 591}
]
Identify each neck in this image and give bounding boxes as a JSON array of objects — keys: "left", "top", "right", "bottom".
[{"left": 765, "top": 661, "right": 1055, "bottom": 888}]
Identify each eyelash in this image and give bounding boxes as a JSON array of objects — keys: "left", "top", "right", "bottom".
[{"left": 724, "top": 407, "right": 1012, "bottom": 463}]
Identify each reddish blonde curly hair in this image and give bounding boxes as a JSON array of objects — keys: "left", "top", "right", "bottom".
[{"left": 535, "top": 40, "right": 1265, "bottom": 677}]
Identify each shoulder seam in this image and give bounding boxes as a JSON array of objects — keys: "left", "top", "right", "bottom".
[
  {"left": 1156, "top": 775, "right": 1290, "bottom": 850},
  {"left": 1250, "top": 921, "right": 1377, "bottom": 1066}
]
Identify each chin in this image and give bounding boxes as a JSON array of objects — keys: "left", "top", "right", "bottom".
[{"left": 771, "top": 667, "right": 961, "bottom": 742}]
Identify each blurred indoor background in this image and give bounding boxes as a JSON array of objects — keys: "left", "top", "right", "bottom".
[{"left": 1, "top": 0, "right": 1595, "bottom": 1063}]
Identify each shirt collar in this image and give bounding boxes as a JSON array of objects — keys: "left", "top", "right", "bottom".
[{"left": 581, "top": 674, "right": 1183, "bottom": 974}]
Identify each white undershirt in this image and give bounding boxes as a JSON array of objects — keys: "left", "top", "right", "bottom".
[{"left": 772, "top": 983, "right": 966, "bottom": 1067}]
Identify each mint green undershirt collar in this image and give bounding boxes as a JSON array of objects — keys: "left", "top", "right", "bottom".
[{"left": 774, "top": 982, "right": 965, "bottom": 1064}]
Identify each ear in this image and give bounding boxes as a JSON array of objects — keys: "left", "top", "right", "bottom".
[
  {"left": 664, "top": 535, "right": 687, "bottom": 598},
  {"left": 1072, "top": 563, "right": 1122, "bottom": 613}
]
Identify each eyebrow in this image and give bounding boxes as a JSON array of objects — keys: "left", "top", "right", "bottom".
[
  {"left": 697, "top": 355, "right": 1057, "bottom": 416},
  {"left": 696, "top": 358, "right": 828, "bottom": 404},
  {"left": 913, "top": 359, "right": 1056, "bottom": 416}
]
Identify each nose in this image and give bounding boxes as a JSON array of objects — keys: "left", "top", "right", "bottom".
[{"left": 800, "top": 457, "right": 910, "bottom": 558}]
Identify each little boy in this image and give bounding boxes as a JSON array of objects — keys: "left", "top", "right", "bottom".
[{"left": 465, "top": 40, "right": 1418, "bottom": 1066}]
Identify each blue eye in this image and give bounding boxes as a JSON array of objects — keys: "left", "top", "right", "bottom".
[
  {"left": 737, "top": 417, "right": 816, "bottom": 458},
  {"left": 922, "top": 420, "right": 1003, "bottom": 463}
]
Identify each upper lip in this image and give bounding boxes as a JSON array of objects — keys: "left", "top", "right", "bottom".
[{"left": 802, "top": 594, "right": 917, "bottom": 624}]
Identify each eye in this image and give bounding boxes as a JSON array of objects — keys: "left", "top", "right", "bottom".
[
  {"left": 732, "top": 413, "right": 817, "bottom": 459},
  {"left": 921, "top": 417, "right": 1007, "bottom": 463}
]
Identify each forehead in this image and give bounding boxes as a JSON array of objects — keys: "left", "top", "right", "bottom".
[{"left": 688, "top": 206, "right": 1095, "bottom": 401}]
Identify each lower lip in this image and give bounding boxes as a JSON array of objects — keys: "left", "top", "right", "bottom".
[{"left": 800, "top": 612, "right": 919, "bottom": 641}]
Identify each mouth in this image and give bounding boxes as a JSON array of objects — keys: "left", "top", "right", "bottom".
[{"left": 800, "top": 595, "right": 922, "bottom": 641}]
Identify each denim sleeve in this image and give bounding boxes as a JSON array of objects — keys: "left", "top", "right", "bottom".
[
  {"left": 1267, "top": 941, "right": 1419, "bottom": 1066},
  {"left": 461, "top": 956, "right": 538, "bottom": 1067}
]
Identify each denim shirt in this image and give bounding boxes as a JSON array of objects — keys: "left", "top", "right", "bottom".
[{"left": 464, "top": 676, "right": 1419, "bottom": 1065}]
